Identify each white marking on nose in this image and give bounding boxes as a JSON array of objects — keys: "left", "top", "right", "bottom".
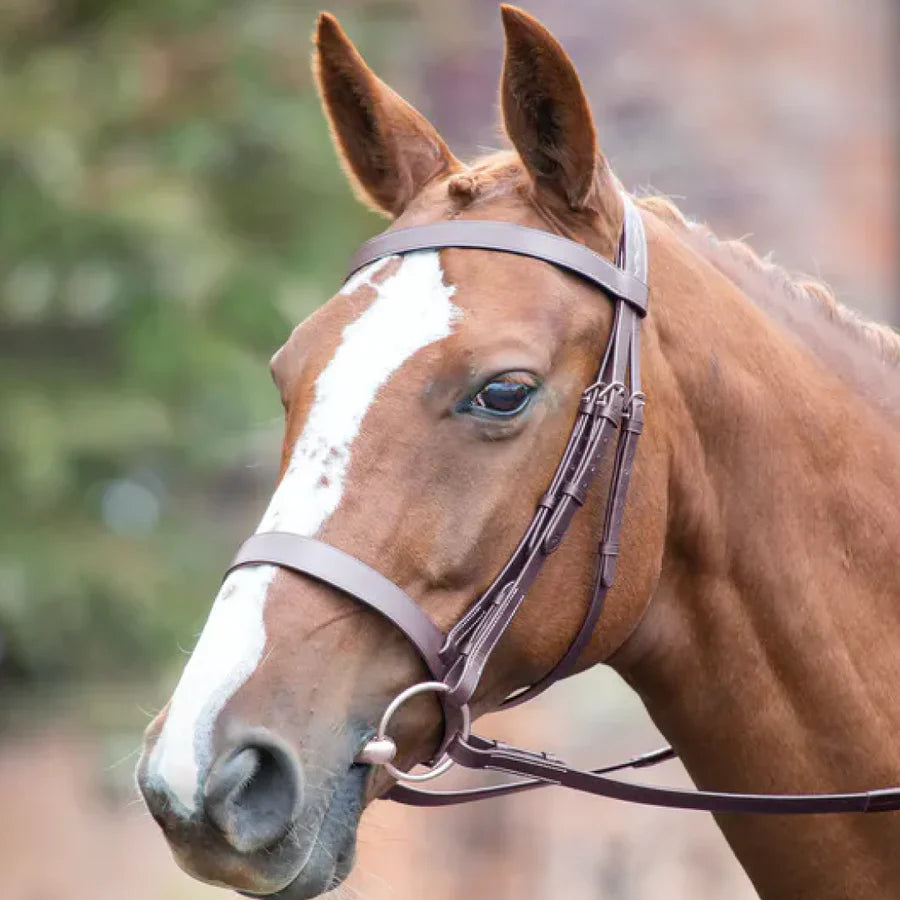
[
  {"left": 148, "top": 251, "right": 459, "bottom": 813},
  {"left": 258, "top": 252, "right": 459, "bottom": 533},
  {"left": 147, "top": 566, "right": 274, "bottom": 813}
]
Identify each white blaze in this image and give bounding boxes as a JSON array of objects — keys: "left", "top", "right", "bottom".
[{"left": 148, "top": 251, "right": 460, "bottom": 813}]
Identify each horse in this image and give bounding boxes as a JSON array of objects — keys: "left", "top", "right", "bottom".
[{"left": 137, "top": 7, "right": 900, "bottom": 899}]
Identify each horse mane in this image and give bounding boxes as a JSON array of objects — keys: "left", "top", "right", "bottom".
[
  {"left": 638, "top": 194, "right": 900, "bottom": 417},
  {"left": 639, "top": 195, "right": 900, "bottom": 367}
]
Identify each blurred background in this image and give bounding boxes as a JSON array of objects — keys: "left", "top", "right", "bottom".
[{"left": 0, "top": 0, "right": 896, "bottom": 898}]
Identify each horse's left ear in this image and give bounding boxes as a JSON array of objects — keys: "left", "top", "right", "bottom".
[
  {"left": 314, "top": 12, "right": 461, "bottom": 218},
  {"left": 500, "top": 5, "right": 619, "bottom": 218}
]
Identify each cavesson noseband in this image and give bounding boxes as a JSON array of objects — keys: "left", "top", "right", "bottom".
[{"left": 226, "top": 198, "right": 900, "bottom": 815}]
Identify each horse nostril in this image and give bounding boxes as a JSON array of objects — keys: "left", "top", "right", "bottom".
[{"left": 203, "top": 733, "right": 302, "bottom": 854}]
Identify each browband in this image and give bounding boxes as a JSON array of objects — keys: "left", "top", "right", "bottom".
[{"left": 347, "top": 220, "right": 649, "bottom": 317}]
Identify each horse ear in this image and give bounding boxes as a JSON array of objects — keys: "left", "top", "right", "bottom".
[
  {"left": 313, "top": 13, "right": 461, "bottom": 218},
  {"left": 500, "top": 5, "right": 614, "bottom": 213}
]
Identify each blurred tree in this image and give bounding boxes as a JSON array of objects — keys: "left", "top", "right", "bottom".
[{"left": 0, "top": 0, "right": 398, "bottom": 683}]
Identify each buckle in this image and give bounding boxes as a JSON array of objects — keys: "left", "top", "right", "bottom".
[{"left": 580, "top": 380, "right": 626, "bottom": 412}]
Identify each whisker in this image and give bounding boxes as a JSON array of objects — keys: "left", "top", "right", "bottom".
[{"left": 106, "top": 745, "right": 142, "bottom": 771}]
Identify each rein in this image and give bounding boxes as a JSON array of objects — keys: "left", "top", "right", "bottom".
[{"left": 226, "top": 198, "right": 900, "bottom": 815}]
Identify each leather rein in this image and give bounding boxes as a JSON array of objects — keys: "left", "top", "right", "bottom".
[{"left": 226, "top": 197, "right": 900, "bottom": 815}]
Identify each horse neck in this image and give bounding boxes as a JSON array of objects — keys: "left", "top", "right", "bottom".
[{"left": 615, "top": 216, "right": 900, "bottom": 899}]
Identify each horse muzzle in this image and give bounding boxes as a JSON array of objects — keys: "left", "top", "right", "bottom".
[{"left": 136, "top": 725, "right": 365, "bottom": 898}]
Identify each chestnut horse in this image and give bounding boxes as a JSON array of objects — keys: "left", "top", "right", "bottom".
[{"left": 137, "top": 7, "right": 900, "bottom": 899}]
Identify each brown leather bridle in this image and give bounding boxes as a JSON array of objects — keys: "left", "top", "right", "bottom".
[{"left": 226, "top": 198, "right": 900, "bottom": 815}]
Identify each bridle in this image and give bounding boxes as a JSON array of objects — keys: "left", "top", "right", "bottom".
[{"left": 226, "top": 197, "right": 900, "bottom": 815}]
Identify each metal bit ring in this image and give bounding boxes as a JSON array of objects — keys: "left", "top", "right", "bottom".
[{"left": 372, "top": 681, "right": 470, "bottom": 783}]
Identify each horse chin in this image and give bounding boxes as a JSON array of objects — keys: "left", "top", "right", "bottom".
[{"left": 243, "top": 763, "right": 366, "bottom": 900}]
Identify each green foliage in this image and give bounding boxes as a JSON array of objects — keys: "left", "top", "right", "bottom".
[{"left": 0, "top": 0, "right": 393, "bottom": 682}]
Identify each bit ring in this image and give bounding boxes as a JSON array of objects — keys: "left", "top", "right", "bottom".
[{"left": 372, "top": 681, "right": 471, "bottom": 783}]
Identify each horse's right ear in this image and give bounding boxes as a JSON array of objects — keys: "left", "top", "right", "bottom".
[
  {"left": 313, "top": 13, "right": 461, "bottom": 218},
  {"left": 499, "top": 5, "right": 617, "bottom": 221}
]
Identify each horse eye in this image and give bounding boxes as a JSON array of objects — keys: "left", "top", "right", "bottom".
[{"left": 466, "top": 376, "right": 537, "bottom": 417}]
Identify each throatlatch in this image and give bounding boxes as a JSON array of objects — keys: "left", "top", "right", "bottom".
[{"left": 227, "top": 197, "right": 900, "bottom": 816}]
